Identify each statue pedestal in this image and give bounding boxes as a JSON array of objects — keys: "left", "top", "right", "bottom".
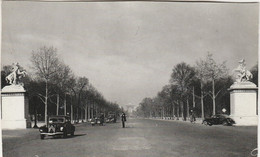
[
  {"left": 229, "top": 82, "right": 258, "bottom": 126},
  {"left": 1, "top": 85, "right": 30, "bottom": 129}
]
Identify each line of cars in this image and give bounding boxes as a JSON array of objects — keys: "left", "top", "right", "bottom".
[
  {"left": 90, "top": 113, "right": 117, "bottom": 126},
  {"left": 39, "top": 113, "right": 118, "bottom": 139}
]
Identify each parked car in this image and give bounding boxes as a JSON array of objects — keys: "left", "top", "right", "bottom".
[
  {"left": 90, "top": 117, "right": 103, "bottom": 126},
  {"left": 39, "top": 116, "right": 75, "bottom": 139},
  {"left": 106, "top": 113, "right": 117, "bottom": 123},
  {"left": 202, "top": 114, "right": 235, "bottom": 126}
]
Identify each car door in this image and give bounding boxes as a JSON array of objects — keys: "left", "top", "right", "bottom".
[
  {"left": 218, "top": 115, "right": 225, "bottom": 124},
  {"left": 211, "top": 115, "right": 219, "bottom": 124},
  {"left": 214, "top": 115, "right": 221, "bottom": 124}
]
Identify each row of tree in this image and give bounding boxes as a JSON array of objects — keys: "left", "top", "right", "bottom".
[
  {"left": 133, "top": 53, "right": 258, "bottom": 120},
  {"left": 1, "top": 46, "right": 123, "bottom": 124}
]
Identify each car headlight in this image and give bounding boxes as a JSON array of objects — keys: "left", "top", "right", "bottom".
[
  {"left": 39, "top": 129, "right": 43, "bottom": 132},
  {"left": 60, "top": 127, "right": 64, "bottom": 131}
]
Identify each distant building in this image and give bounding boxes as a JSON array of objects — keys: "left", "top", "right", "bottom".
[{"left": 126, "top": 105, "right": 136, "bottom": 116}]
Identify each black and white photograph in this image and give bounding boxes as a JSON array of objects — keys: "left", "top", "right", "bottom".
[{"left": 1, "top": 0, "right": 258, "bottom": 157}]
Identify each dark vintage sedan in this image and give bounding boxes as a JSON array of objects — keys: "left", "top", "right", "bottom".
[
  {"left": 39, "top": 116, "right": 75, "bottom": 139},
  {"left": 202, "top": 114, "right": 235, "bottom": 126},
  {"left": 106, "top": 113, "right": 117, "bottom": 123}
]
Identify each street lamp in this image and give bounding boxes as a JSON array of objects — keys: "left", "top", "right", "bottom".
[{"left": 33, "top": 103, "right": 39, "bottom": 128}]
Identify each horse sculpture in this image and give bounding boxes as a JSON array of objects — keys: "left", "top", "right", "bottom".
[
  {"left": 233, "top": 59, "right": 253, "bottom": 83},
  {"left": 5, "top": 63, "right": 27, "bottom": 85}
]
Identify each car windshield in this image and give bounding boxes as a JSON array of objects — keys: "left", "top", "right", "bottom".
[{"left": 49, "top": 118, "right": 64, "bottom": 123}]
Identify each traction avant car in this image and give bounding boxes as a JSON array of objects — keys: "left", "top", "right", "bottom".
[
  {"left": 39, "top": 116, "right": 75, "bottom": 139},
  {"left": 202, "top": 114, "right": 235, "bottom": 126}
]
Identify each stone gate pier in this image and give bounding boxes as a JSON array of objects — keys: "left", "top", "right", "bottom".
[
  {"left": 229, "top": 59, "right": 258, "bottom": 126},
  {"left": 229, "top": 82, "right": 258, "bottom": 126},
  {"left": 1, "top": 62, "right": 30, "bottom": 129},
  {"left": 1, "top": 85, "right": 30, "bottom": 129}
]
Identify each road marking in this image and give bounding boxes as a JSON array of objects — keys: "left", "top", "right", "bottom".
[{"left": 112, "top": 137, "right": 151, "bottom": 151}]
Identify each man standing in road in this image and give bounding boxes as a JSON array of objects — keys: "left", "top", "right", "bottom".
[
  {"left": 190, "top": 109, "right": 196, "bottom": 123},
  {"left": 121, "top": 112, "right": 126, "bottom": 128},
  {"left": 100, "top": 113, "right": 104, "bottom": 126}
]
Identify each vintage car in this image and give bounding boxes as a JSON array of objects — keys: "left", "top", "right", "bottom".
[
  {"left": 39, "top": 116, "right": 75, "bottom": 139},
  {"left": 106, "top": 113, "right": 117, "bottom": 123},
  {"left": 90, "top": 117, "right": 103, "bottom": 126},
  {"left": 202, "top": 114, "right": 235, "bottom": 126}
]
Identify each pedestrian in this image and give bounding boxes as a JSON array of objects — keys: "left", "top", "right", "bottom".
[
  {"left": 190, "top": 109, "right": 196, "bottom": 123},
  {"left": 121, "top": 112, "right": 126, "bottom": 128},
  {"left": 100, "top": 113, "right": 104, "bottom": 126}
]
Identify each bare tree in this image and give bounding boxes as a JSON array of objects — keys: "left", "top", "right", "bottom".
[
  {"left": 30, "top": 46, "right": 61, "bottom": 124},
  {"left": 52, "top": 63, "right": 74, "bottom": 116},
  {"left": 200, "top": 53, "right": 227, "bottom": 115},
  {"left": 68, "top": 76, "right": 89, "bottom": 122},
  {"left": 195, "top": 59, "right": 208, "bottom": 119}
]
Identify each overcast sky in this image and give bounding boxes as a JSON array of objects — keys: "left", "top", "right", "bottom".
[{"left": 1, "top": 2, "right": 259, "bottom": 107}]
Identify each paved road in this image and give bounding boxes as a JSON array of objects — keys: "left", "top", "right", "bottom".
[{"left": 2, "top": 118, "right": 257, "bottom": 157}]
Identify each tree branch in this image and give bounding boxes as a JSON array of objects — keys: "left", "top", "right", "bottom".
[
  {"left": 38, "top": 93, "right": 45, "bottom": 98},
  {"left": 37, "top": 95, "right": 45, "bottom": 104},
  {"left": 49, "top": 97, "right": 57, "bottom": 106},
  {"left": 215, "top": 89, "right": 222, "bottom": 98}
]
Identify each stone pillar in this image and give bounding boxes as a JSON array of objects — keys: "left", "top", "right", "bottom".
[
  {"left": 1, "top": 85, "right": 30, "bottom": 129},
  {"left": 229, "top": 82, "right": 258, "bottom": 126}
]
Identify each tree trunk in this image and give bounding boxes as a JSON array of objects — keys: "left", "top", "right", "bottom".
[
  {"left": 64, "top": 94, "right": 66, "bottom": 115},
  {"left": 172, "top": 102, "right": 175, "bottom": 119},
  {"left": 187, "top": 99, "right": 190, "bottom": 119},
  {"left": 193, "top": 86, "right": 195, "bottom": 108},
  {"left": 181, "top": 101, "right": 184, "bottom": 120},
  {"left": 76, "top": 107, "right": 79, "bottom": 123},
  {"left": 168, "top": 106, "right": 170, "bottom": 117},
  {"left": 162, "top": 107, "right": 164, "bottom": 119},
  {"left": 45, "top": 80, "right": 48, "bottom": 125},
  {"left": 91, "top": 103, "right": 94, "bottom": 118},
  {"left": 33, "top": 104, "right": 38, "bottom": 128},
  {"left": 85, "top": 107, "right": 88, "bottom": 121},
  {"left": 201, "top": 82, "right": 205, "bottom": 119},
  {"left": 88, "top": 104, "right": 90, "bottom": 120},
  {"left": 81, "top": 108, "right": 84, "bottom": 122},
  {"left": 96, "top": 105, "right": 98, "bottom": 117},
  {"left": 212, "top": 79, "right": 216, "bottom": 115},
  {"left": 56, "top": 94, "right": 59, "bottom": 115},
  {"left": 71, "top": 97, "right": 73, "bottom": 122},
  {"left": 177, "top": 101, "right": 179, "bottom": 120}
]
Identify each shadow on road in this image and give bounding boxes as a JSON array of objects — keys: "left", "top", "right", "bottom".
[{"left": 45, "top": 133, "right": 87, "bottom": 140}]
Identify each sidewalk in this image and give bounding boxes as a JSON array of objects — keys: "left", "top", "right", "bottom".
[{"left": 148, "top": 117, "right": 203, "bottom": 124}]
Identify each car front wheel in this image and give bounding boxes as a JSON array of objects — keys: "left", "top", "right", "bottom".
[
  {"left": 63, "top": 130, "right": 67, "bottom": 138},
  {"left": 222, "top": 121, "right": 228, "bottom": 126},
  {"left": 202, "top": 121, "right": 208, "bottom": 126},
  {"left": 40, "top": 134, "right": 45, "bottom": 140}
]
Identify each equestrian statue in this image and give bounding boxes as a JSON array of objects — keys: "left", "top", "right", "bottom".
[
  {"left": 233, "top": 59, "right": 253, "bottom": 83},
  {"left": 5, "top": 62, "right": 27, "bottom": 85}
]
